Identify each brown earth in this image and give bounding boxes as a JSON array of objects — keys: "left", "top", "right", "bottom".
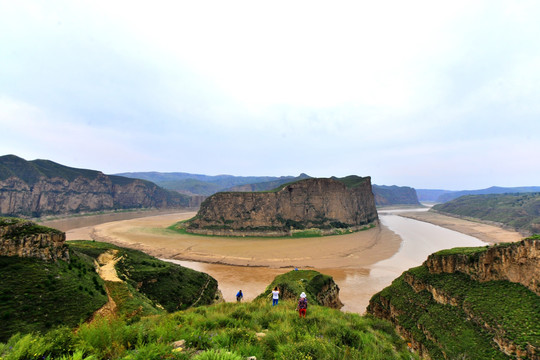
[{"left": 69, "top": 212, "right": 401, "bottom": 269}]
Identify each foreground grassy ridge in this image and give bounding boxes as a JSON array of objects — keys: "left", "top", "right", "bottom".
[
  {"left": 0, "top": 251, "right": 107, "bottom": 342},
  {"left": 370, "top": 266, "right": 540, "bottom": 359},
  {"left": 0, "top": 300, "right": 418, "bottom": 360},
  {"left": 69, "top": 241, "right": 219, "bottom": 312},
  {"left": 432, "top": 192, "right": 540, "bottom": 233}
]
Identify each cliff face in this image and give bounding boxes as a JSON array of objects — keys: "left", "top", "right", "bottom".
[
  {"left": 0, "top": 155, "right": 188, "bottom": 217},
  {"left": 426, "top": 237, "right": 540, "bottom": 296},
  {"left": 0, "top": 217, "right": 69, "bottom": 261},
  {"left": 187, "top": 177, "right": 378, "bottom": 236},
  {"left": 367, "top": 237, "right": 540, "bottom": 360}
]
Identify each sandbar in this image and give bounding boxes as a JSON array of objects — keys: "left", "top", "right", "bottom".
[
  {"left": 395, "top": 210, "right": 523, "bottom": 244},
  {"left": 69, "top": 211, "right": 402, "bottom": 269}
]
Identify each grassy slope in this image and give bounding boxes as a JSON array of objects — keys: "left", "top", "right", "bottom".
[
  {"left": 0, "top": 250, "right": 108, "bottom": 342},
  {"left": 369, "top": 243, "right": 540, "bottom": 359},
  {"left": 69, "top": 241, "right": 219, "bottom": 312},
  {"left": 0, "top": 300, "right": 418, "bottom": 360},
  {"left": 432, "top": 192, "right": 540, "bottom": 233}
]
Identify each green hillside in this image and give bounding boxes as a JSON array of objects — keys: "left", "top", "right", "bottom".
[
  {"left": 368, "top": 237, "right": 540, "bottom": 359},
  {"left": 0, "top": 249, "right": 108, "bottom": 342},
  {"left": 432, "top": 192, "right": 540, "bottom": 234},
  {"left": 0, "top": 298, "right": 418, "bottom": 360}
]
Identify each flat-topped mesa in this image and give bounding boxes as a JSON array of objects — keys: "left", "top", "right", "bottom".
[{"left": 185, "top": 176, "right": 379, "bottom": 236}]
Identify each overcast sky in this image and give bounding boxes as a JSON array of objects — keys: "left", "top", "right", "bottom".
[{"left": 1, "top": 1, "right": 539, "bottom": 190}]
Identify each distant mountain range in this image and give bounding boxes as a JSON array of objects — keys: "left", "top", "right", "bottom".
[
  {"left": 417, "top": 186, "right": 540, "bottom": 203},
  {"left": 117, "top": 171, "right": 420, "bottom": 206},
  {"left": 0, "top": 155, "right": 189, "bottom": 217}
]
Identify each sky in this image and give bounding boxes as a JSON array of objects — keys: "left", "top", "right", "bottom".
[{"left": 1, "top": 1, "right": 539, "bottom": 190}]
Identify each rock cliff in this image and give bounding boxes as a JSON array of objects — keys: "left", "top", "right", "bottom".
[
  {"left": 372, "top": 184, "right": 420, "bottom": 206},
  {"left": 0, "top": 155, "right": 189, "bottom": 217},
  {"left": 186, "top": 176, "right": 378, "bottom": 236},
  {"left": 367, "top": 236, "right": 540, "bottom": 359},
  {"left": 0, "top": 217, "right": 69, "bottom": 261}
]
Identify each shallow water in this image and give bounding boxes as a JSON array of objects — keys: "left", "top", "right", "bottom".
[{"left": 166, "top": 212, "right": 486, "bottom": 313}]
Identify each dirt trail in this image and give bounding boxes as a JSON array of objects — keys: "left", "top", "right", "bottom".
[
  {"left": 88, "top": 250, "right": 123, "bottom": 321},
  {"left": 96, "top": 249, "right": 123, "bottom": 282}
]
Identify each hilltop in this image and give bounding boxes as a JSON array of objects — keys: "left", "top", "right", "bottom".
[
  {"left": 416, "top": 186, "right": 540, "bottom": 203},
  {"left": 368, "top": 236, "right": 540, "bottom": 359},
  {"left": 431, "top": 192, "right": 540, "bottom": 234},
  {"left": 0, "top": 155, "right": 190, "bottom": 217}
]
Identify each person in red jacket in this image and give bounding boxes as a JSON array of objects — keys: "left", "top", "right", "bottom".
[{"left": 297, "top": 292, "right": 308, "bottom": 317}]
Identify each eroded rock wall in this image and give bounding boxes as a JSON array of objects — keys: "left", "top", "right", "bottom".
[
  {"left": 187, "top": 177, "right": 378, "bottom": 235},
  {"left": 0, "top": 218, "right": 69, "bottom": 262},
  {"left": 0, "top": 173, "right": 185, "bottom": 217}
]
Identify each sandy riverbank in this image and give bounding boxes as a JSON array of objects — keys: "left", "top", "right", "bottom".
[
  {"left": 69, "top": 212, "right": 402, "bottom": 269},
  {"left": 395, "top": 210, "right": 523, "bottom": 244}
]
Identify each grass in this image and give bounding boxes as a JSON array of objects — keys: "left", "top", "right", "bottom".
[
  {"left": 256, "top": 270, "right": 335, "bottom": 305},
  {"left": 0, "top": 250, "right": 108, "bottom": 342},
  {"left": 69, "top": 241, "right": 219, "bottom": 312},
  {"left": 0, "top": 217, "right": 63, "bottom": 237},
  {"left": 0, "top": 300, "right": 418, "bottom": 360},
  {"left": 369, "top": 262, "right": 540, "bottom": 359}
]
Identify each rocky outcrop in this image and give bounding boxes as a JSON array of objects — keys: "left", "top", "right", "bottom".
[
  {"left": 426, "top": 237, "right": 540, "bottom": 296},
  {"left": 257, "top": 270, "right": 343, "bottom": 309},
  {"left": 0, "top": 155, "right": 189, "bottom": 217},
  {"left": 0, "top": 217, "right": 69, "bottom": 261},
  {"left": 186, "top": 177, "right": 378, "bottom": 236},
  {"left": 367, "top": 236, "right": 540, "bottom": 360}
]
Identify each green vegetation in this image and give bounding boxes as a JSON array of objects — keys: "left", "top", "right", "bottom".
[
  {"left": 69, "top": 241, "right": 219, "bottom": 312},
  {"left": 432, "top": 192, "right": 540, "bottom": 233},
  {"left": 0, "top": 300, "right": 418, "bottom": 360},
  {"left": 369, "top": 258, "right": 540, "bottom": 359},
  {"left": 333, "top": 175, "right": 368, "bottom": 188},
  {"left": 0, "top": 217, "right": 63, "bottom": 238},
  {"left": 0, "top": 250, "right": 108, "bottom": 342},
  {"left": 256, "top": 270, "right": 334, "bottom": 305}
]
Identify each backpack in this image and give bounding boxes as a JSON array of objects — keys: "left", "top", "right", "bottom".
[{"left": 298, "top": 298, "right": 307, "bottom": 309}]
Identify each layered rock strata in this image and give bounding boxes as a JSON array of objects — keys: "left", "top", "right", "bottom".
[
  {"left": 0, "top": 217, "right": 69, "bottom": 261},
  {"left": 186, "top": 177, "right": 378, "bottom": 236}
]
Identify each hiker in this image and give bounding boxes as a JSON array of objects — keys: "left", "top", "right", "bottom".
[
  {"left": 272, "top": 286, "right": 279, "bottom": 306},
  {"left": 297, "top": 292, "right": 308, "bottom": 317},
  {"left": 236, "top": 290, "right": 243, "bottom": 302}
]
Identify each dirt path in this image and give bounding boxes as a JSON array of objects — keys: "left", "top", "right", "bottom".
[{"left": 96, "top": 249, "right": 123, "bottom": 282}]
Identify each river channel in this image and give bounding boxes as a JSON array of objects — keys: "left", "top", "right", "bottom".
[{"left": 167, "top": 209, "right": 486, "bottom": 314}]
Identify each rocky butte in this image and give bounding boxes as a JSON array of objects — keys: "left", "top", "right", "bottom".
[{"left": 185, "top": 176, "right": 379, "bottom": 236}]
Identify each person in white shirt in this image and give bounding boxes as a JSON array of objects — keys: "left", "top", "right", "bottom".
[{"left": 272, "top": 287, "right": 279, "bottom": 306}]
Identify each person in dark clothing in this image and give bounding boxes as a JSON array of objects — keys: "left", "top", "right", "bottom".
[{"left": 236, "top": 290, "right": 243, "bottom": 302}]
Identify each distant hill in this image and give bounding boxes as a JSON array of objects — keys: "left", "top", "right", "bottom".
[
  {"left": 116, "top": 171, "right": 305, "bottom": 196},
  {"left": 431, "top": 192, "right": 540, "bottom": 234},
  {"left": 127, "top": 170, "right": 421, "bottom": 206},
  {"left": 0, "top": 155, "right": 190, "bottom": 217},
  {"left": 416, "top": 186, "right": 540, "bottom": 203},
  {"left": 371, "top": 184, "right": 420, "bottom": 206},
  {"left": 368, "top": 237, "right": 540, "bottom": 359}
]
